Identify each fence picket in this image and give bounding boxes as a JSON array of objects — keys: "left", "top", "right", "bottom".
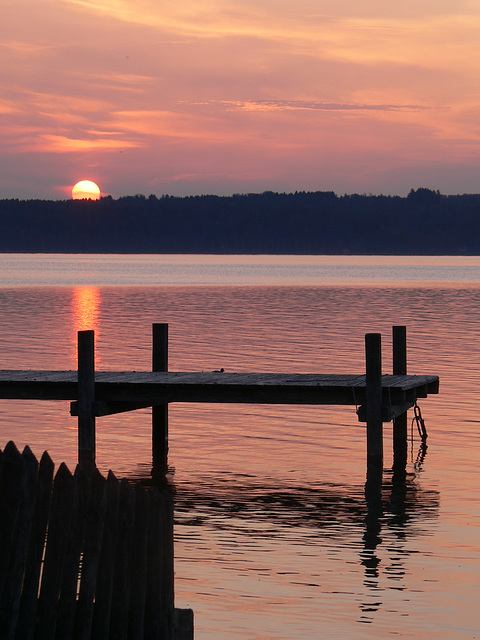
[
  {"left": 36, "top": 463, "right": 75, "bottom": 640},
  {"left": 162, "top": 488, "right": 175, "bottom": 636},
  {"left": 0, "top": 443, "right": 25, "bottom": 606},
  {"left": 1, "top": 447, "right": 39, "bottom": 640},
  {"left": 54, "top": 465, "right": 90, "bottom": 640},
  {"left": 15, "top": 451, "right": 54, "bottom": 640},
  {"left": 109, "top": 479, "right": 136, "bottom": 640},
  {"left": 128, "top": 484, "right": 149, "bottom": 640},
  {"left": 90, "top": 471, "right": 120, "bottom": 640},
  {"left": 144, "top": 488, "right": 166, "bottom": 640},
  {"left": 74, "top": 469, "right": 107, "bottom": 640}
]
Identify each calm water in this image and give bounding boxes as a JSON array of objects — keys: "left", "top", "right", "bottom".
[{"left": 0, "top": 255, "right": 479, "bottom": 639}]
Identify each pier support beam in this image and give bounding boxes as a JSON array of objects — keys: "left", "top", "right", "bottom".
[
  {"left": 152, "top": 323, "right": 169, "bottom": 475},
  {"left": 365, "top": 333, "right": 383, "bottom": 502},
  {"left": 392, "top": 326, "right": 408, "bottom": 477},
  {"left": 78, "top": 330, "right": 95, "bottom": 468}
]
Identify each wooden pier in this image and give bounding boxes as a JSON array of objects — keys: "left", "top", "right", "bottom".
[{"left": 0, "top": 325, "right": 439, "bottom": 478}]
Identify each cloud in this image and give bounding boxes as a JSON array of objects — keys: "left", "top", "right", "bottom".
[
  {"left": 33, "top": 134, "right": 140, "bottom": 153},
  {"left": 220, "top": 100, "right": 430, "bottom": 113},
  {"left": 0, "top": 99, "right": 18, "bottom": 115},
  {"left": 0, "top": 41, "right": 55, "bottom": 56},
  {"left": 60, "top": 0, "right": 480, "bottom": 76}
]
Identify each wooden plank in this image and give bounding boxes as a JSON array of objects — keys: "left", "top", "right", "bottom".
[
  {"left": 161, "top": 488, "right": 175, "bottom": 638},
  {"left": 54, "top": 465, "right": 91, "bottom": 640},
  {"left": 74, "top": 469, "right": 107, "bottom": 640},
  {"left": 70, "top": 401, "right": 152, "bottom": 417},
  {"left": 0, "top": 370, "right": 439, "bottom": 406},
  {"left": 357, "top": 400, "right": 416, "bottom": 423},
  {"left": 128, "top": 484, "right": 149, "bottom": 640},
  {"left": 15, "top": 451, "right": 54, "bottom": 640},
  {"left": 92, "top": 376, "right": 370, "bottom": 406},
  {"left": 36, "top": 463, "right": 75, "bottom": 640},
  {"left": 0, "top": 372, "right": 439, "bottom": 424},
  {"left": 109, "top": 479, "right": 135, "bottom": 640},
  {"left": 0, "top": 371, "right": 77, "bottom": 400},
  {"left": 0, "top": 447, "right": 38, "bottom": 640},
  {"left": 0, "top": 442, "right": 25, "bottom": 614},
  {"left": 144, "top": 488, "right": 166, "bottom": 640},
  {"left": 90, "top": 471, "right": 120, "bottom": 640}
]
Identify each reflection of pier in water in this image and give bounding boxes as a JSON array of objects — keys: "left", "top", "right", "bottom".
[
  {"left": 150, "top": 447, "right": 439, "bottom": 537},
  {"left": 361, "top": 443, "right": 433, "bottom": 623},
  {"left": 168, "top": 443, "right": 437, "bottom": 626},
  {"left": 137, "top": 442, "right": 437, "bottom": 626}
]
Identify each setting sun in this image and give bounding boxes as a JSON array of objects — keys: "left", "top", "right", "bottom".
[{"left": 72, "top": 180, "right": 101, "bottom": 200}]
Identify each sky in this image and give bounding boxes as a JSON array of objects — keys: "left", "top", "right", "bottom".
[{"left": 2, "top": 0, "right": 480, "bottom": 199}]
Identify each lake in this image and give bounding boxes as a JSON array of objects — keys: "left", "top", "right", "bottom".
[{"left": 0, "top": 254, "right": 479, "bottom": 639}]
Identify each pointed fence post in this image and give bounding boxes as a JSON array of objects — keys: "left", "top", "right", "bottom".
[
  {"left": 152, "top": 324, "right": 168, "bottom": 475},
  {"left": 392, "top": 325, "right": 408, "bottom": 476},
  {"left": 78, "top": 330, "right": 96, "bottom": 468}
]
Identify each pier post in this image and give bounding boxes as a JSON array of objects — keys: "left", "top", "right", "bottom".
[
  {"left": 77, "top": 330, "right": 96, "bottom": 468},
  {"left": 365, "top": 333, "right": 383, "bottom": 502},
  {"left": 392, "top": 326, "right": 408, "bottom": 476},
  {"left": 152, "top": 324, "right": 168, "bottom": 475}
]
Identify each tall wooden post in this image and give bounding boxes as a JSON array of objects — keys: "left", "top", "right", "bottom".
[
  {"left": 392, "top": 325, "right": 408, "bottom": 476},
  {"left": 78, "top": 330, "right": 96, "bottom": 468},
  {"left": 152, "top": 324, "right": 168, "bottom": 475},
  {"left": 365, "top": 333, "right": 383, "bottom": 503}
]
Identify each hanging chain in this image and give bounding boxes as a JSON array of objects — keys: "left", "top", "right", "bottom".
[{"left": 412, "top": 402, "right": 428, "bottom": 444}]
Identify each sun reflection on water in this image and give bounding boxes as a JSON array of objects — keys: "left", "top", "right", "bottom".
[
  {"left": 72, "top": 286, "right": 100, "bottom": 332},
  {"left": 71, "top": 286, "right": 101, "bottom": 362}
]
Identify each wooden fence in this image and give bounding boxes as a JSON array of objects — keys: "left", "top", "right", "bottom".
[{"left": 0, "top": 441, "right": 193, "bottom": 640}]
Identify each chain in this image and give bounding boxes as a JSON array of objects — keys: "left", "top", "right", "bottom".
[{"left": 412, "top": 402, "right": 428, "bottom": 444}]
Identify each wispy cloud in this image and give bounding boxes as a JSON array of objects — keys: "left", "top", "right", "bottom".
[
  {"left": 34, "top": 134, "right": 140, "bottom": 153},
  {"left": 61, "top": 0, "right": 480, "bottom": 75},
  {"left": 0, "top": 41, "right": 55, "bottom": 56},
  {"left": 220, "top": 100, "right": 431, "bottom": 113}
]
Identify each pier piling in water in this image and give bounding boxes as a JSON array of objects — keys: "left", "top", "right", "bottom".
[
  {"left": 365, "top": 333, "right": 383, "bottom": 492},
  {"left": 78, "top": 330, "right": 96, "bottom": 468},
  {"left": 392, "top": 325, "right": 408, "bottom": 476},
  {"left": 152, "top": 323, "right": 169, "bottom": 475}
]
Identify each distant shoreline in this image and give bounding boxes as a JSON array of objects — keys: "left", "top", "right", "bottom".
[{"left": 1, "top": 189, "right": 479, "bottom": 255}]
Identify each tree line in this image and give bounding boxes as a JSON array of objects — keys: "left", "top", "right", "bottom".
[{"left": 1, "top": 188, "right": 479, "bottom": 254}]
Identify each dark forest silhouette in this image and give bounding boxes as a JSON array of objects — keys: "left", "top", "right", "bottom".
[{"left": 1, "top": 188, "right": 479, "bottom": 254}]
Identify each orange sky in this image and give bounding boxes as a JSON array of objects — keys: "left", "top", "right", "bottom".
[{"left": 2, "top": 0, "right": 480, "bottom": 198}]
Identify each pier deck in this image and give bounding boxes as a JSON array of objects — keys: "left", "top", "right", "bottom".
[
  {"left": 0, "top": 370, "right": 439, "bottom": 408},
  {"left": 0, "top": 325, "right": 440, "bottom": 478}
]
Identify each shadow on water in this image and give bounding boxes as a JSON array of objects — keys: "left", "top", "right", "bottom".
[
  {"left": 128, "top": 445, "right": 437, "bottom": 540},
  {"left": 127, "top": 443, "right": 438, "bottom": 626},
  {"left": 359, "top": 443, "right": 431, "bottom": 623}
]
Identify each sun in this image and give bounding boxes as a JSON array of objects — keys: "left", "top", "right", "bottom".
[{"left": 72, "top": 180, "right": 101, "bottom": 200}]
